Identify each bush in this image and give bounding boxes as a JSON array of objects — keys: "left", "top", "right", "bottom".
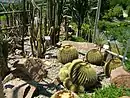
[{"left": 70, "top": 36, "right": 86, "bottom": 42}]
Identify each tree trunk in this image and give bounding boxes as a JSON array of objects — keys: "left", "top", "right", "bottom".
[{"left": 0, "top": 77, "right": 4, "bottom": 98}]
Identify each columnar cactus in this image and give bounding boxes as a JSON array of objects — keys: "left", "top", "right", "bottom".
[{"left": 57, "top": 45, "right": 78, "bottom": 64}]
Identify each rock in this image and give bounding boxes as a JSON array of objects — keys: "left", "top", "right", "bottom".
[
  {"left": 4, "top": 78, "right": 36, "bottom": 98},
  {"left": 110, "top": 66, "right": 130, "bottom": 88},
  {"left": 13, "top": 58, "right": 48, "bottom": 82}
]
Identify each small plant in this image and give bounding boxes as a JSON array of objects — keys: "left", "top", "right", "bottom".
[
  {"left": 92, "top": 85, "right": 130, "bottom": 98},
  {"left": 70, "top": 36, "right": 86, "bottom": 42},
  {"left": 79, "top": 85, "right": 130, "bottom": 98}
]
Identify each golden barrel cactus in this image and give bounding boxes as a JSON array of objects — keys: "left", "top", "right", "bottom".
[
  {"left": 69, "top": 59, "right": 97, "bottom": 88},
  {"left": 85, "top": 49, "right": 103, "bottom": 65},
  {"left": 57, "top": 45, "right": 78, "bottom": 64},
  {"left": 104, "top": 57, "right": 121, "bottom": 77},
  {"left": 50, "top": 90, "right": 80, "bottom": 98}
]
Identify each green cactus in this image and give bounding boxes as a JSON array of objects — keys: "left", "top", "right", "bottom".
[
  {"left": 59, "top": 62, "right": 71, "bottom": 82},
  {"left": 57, "top": 45, "right": 78, "bottom": 64},
  {"left": 85, "top": 49, "right": 103, "bottom": 65},
  {"left": 69, "top": 59, "right": 97, "bottom": 88},
  {"left": 70, "top": 84, "right": 78, "bottom": 93},
  {"left": 63, "top": 77, "right": 73, "bottom": 90},
  {"left": 50, "top": 90, "right": 80, "bottom": 98},
  {"left": 59, "top": 67, "right": 69, "bottom": 82},
  {"left": 104, "top": 57, "right": 121, "bottom": 77}
]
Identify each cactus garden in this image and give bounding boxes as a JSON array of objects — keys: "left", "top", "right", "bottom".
[{"left": 0, "top": 0, "right": 130, "bottom": 98}]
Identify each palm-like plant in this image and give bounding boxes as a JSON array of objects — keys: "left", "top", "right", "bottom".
[{"left": 63, "top": 0, "right": 88, "bottom": 37}]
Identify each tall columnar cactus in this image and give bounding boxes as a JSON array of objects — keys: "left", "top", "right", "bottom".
[
  {"left": 104, "top": 57, "right": 121, "bottom": 77},
  {"left": 57, "top": 45, "right": 78, "bottom": 64},
  {"left": 59, "top": 59, "right": 97, "bottom": 93},
  {"left": 85, "top": 49, "right": 103, "bottom": 65}
]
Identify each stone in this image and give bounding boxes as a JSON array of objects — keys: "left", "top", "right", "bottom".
[
  {"left": 4, "top": 78, "right": 36, "bottom": 98},
  {"left": 110, "top": 66, "right": 130, "bottom": 88}
]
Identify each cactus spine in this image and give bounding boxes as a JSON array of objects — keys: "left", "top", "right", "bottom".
[
  {"left": 85, "top": 49, "right": 103, "bottom": 65},
  {"left": 57, "top": 45, "right": 78, "bottom": 64},
  {"left": 104, "top": 57, "right": 121, "bottom": 77},
  {"left": 59, "top": 59, "right": 97, "bottom": 92}
]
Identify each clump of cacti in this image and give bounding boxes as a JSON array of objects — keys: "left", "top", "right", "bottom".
[
  {"left": 85, "top": 49, "right": 103, "bottom": 65},
  {"left": 58, "top": 59, "right": 97, "bottom": 93},
  {"left": 57, "top": 45, "right": 78, "bottom": 64},
  {"left": 104, "top": 57, "right": 121, "bottom": 77}
]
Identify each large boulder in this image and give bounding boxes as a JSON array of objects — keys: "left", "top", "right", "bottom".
[{"left": 110, "top": 66, "right": 130, "bottom": 88}]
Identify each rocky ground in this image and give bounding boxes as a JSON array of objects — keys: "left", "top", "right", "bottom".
[{"left": 3, "top": 39, "right": 111, "bottom": 98}]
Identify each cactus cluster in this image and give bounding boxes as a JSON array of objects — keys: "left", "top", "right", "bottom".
[
  {"left": 57, "top": 45, "right": 78, "bottom": 64},
  {"left": 104, "top": 57, "right": 121, "bottom": 77},
  {"left": 59, "top": 59, "right": 97, "bottom": 93},
  {"left": 85, "top": 49, "right": 103, "bottom": 65}
]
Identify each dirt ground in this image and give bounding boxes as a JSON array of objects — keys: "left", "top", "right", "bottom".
[{"left": 3, "top": 40, "right": 110, "bottom": 98}]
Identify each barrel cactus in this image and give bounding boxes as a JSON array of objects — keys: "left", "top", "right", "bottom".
[
  {"left": 59, "top": 62, "right": 71, "bottom": 82},
  {"left": 59, "top": 59, "right": 97, "bottom": 92},
  {"left": 85, "top": 49, "right": 103, "bottom": 65},
  {"left": 104, "top": 57, "right": 121, "bottom": 77},
  {"left": 69, "top": 59, "right": 97, "bottom": 88},
  {"left": 50, "top": 90, "right": 80, "bottom": 98},
  {"left": 57, "top": 45, "right": 78, "bottom": 64}
]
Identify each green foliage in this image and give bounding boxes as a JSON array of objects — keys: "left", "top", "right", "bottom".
[
  {"left": 98, "top": 20, "right": 130, "bottom": 47},
  {"left": 70, "top": 36, "right": 85, "bottom": 42},
  {"left": 92, "top": 85, "right": 130, "bottom": 98},
  {"left": 103, "top": 5, "right": 123, "bottom": 20},
  {"left": 79, "top": 85, "right": 130, "bottom": 98},
  {"left": 70, "top": 22, "right": 78, "bottom": 32},
  {"left": 0, "top": 15, "right": 6, "bottom": 21},
  {"left": 127, "top": 6, "right": 130, "bottom": 17},
  {"left": 95, "top": 33, "right": 107, "bottom": 47},
  {"left": 124, "top": 60, "right": 130, "bottom": 72},
  {"left": 81, "top": 23, "right": 91, "bottom": 38}
]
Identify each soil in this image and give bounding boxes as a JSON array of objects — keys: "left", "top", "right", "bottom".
[{"left": 4, "top": 39, "right": 111, "bottom": 98}]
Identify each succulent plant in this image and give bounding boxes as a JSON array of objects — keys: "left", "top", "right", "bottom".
[
  {"left": 59, "top": 63, "right": 71, "bottom": 82},
  {"left": 69, "top": 84, "right": 85, "bottom": 93},
  {"left": 69, "top": 59, "right": 97, "bottom": 88},
  {"left": 85, "top": 49, "right": 103, "bottom": 65},
  {"left": 57, "top": 45, "right": 78, "bottom": 64},
  {"left": 63, "top": 77, "right": 73, "bottom": 90},
  {"left": 104, "top": 57, "right": 121, "bottom": 77},
  {"left": 50, "top": 90, "right": 80, "bottom": 98}
]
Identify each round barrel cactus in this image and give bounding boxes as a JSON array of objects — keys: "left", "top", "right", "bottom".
[
  {"left": 69, "top": 59, "right": 97, "bottom": 88},
  {"left": 50, "top": 90, "right": 80, "bottom": 98},
  {"left": 104, "top": 57, "right": 121, "bottom": 77},
  {"left": 85, "top": 49, "right": 103, "bottom": 65},
  {"left": 57, "top": 45, "right": 78, "bottom": 64},
  {"left": 59, "top": 62, "right": 71, "bottom": 82}
]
